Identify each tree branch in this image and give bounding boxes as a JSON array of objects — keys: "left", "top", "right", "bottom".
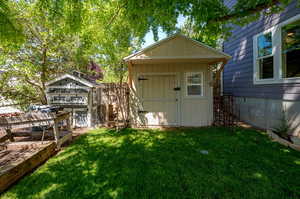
[
  {"left": 106, "top": 1, "right": 127, "bottom": 27},
  {"left": 211, "top": 0, "right": 281, "bottom": 22},
  {"left": 0, "top": 86, "right": 39, "bottom": 102},
  {"left": 24, "top": 77, "right": 42, "bottom": 90}
]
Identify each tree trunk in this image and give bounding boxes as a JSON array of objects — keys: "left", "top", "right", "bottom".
[{"left": 40, "top": 47, "right": 48, "bottom": 104}]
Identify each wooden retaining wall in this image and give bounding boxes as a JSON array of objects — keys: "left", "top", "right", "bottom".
[
  {"left": 0, "top": 142, "right": 56, "bottom": 193},
  {"left": 267, "top": 130, "right": 300, "bottom": 152}
]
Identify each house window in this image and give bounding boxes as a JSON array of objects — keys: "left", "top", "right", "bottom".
[
  {"left": 282, "top": 19, "right": 300, "bottom": 78},
  {"left": 253, "top": 14, "right": 300, "bottom": 84},
  {"left": 186, "top": 72, "right": 203, "bottom": 96},
  {"left": 256, "top": 32, "right": 274, "bottom": 79}
]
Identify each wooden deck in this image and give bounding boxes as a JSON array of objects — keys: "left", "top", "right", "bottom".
[{"left": 0, "top": 111, "right": 74, "bottom": 193}]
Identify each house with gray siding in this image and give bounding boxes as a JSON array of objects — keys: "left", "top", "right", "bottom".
[{"left": 223, "top": 0, "right": 300, "bottom": 137}]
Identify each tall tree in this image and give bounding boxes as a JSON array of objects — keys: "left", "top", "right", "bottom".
[
  {"left": 0, "top": 0, "right": 141, "bottom": 106},
  {"left": 0, "top": 0, "right": 298, "bottom": 107},
  {"left": 2, "top": 0, "right": 296, "bottom": 45},
  {"left": 0, "top": 1, "right": 90, "bottom": 106}
]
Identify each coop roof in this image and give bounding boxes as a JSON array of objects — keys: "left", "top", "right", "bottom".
[{"left": 46, "top": 73, "right": 103, "bottom": 88}]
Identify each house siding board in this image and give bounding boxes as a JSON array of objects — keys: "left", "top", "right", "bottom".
[
  {"left": 224, "top": 0, "right": 236, "bottom": 9},
  {"left": 223, "top": 0, "right": 300, "bottom": 100}
]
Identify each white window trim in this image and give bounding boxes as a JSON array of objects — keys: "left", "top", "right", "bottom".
[
  {"left": 253, "top": 14, "right": 300, "bottom": 85},
  {"left": 253, "top": 29, "right": 276, "bottom": 82},
  {"left": 185, "top": 72, "right": 204, "bottom": 97}
]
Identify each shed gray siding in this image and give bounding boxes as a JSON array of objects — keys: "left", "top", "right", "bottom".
[{"left": 223, "top": 0, "right": 300, "bottom": 101}]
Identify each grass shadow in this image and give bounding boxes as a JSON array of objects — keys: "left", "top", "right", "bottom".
[{"left": 1, "top": 127, "right": 300, "bottom": 199}]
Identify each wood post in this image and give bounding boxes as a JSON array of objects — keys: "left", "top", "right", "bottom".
[
  {"left": 5, "top": 129, "right": 14, "bottom": 142},
  {"left": 128, "top": 61, "right": 133, "bottom": 89},
  {"left": 88, "top": 89, "right": 93, "bottom": 127},
  {"left": 53, "top": 121, "right": 59, "bottom": 144},
  {"left": 53, "top": 113, "right": 72, "bottom": 149},
  {"left": 216, "top": 59, "right": 228, "bottom": 96},
  {"left": 66, "top": 116, "right": 71, "bottom": 131},
  {"left": 126, "top": 85, "right": 130, "bottom": 127}
]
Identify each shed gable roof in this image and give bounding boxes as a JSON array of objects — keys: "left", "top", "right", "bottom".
[{"left": 124, "top": 33, "right": 231, "bottom": 62}]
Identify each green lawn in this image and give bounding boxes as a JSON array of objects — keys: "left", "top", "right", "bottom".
[{"left": 1, "top": 127, "right": 300, "bottom": 199}]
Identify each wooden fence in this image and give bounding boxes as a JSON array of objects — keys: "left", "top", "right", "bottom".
[{"left": 101, "top": 83, "right": 130, "bottom": 128}]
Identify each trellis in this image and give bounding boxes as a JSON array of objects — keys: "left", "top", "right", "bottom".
[{"left": 213, "top": 94, "right": 238, "bottom": 127}]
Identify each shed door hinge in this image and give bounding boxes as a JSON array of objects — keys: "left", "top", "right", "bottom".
[
  {"left": 138, "top": 110, "right": 149, "bottom": 114},
  {"left": 138, "top": 77, "right": 148, "bottom": 81}
]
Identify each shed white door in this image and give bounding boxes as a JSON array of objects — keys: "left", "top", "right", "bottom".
[{"left": 139, "top": 74, "right": 179, "bottom": 126}]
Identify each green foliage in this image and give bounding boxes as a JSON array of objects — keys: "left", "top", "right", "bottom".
[
  {"left": 35, "top": 0, "right": 85, "bottom": 33},
  {"left": 31, "top": 0, "right": 300, "bottom": 64},
  {"left": 181, "top": 18, "right": 229, "bottom": 48},
  {"left": 0, "top": 0, "right": 24, "bottom": 44},
  {"left": 1, "top": 127, "right": 300, "bottom": 198},
  {"left": 0, "top": 1, "right": 91, "bottom": 106},
  {"left": 2, "top": 0, "right": 298, "bottom": 47},
  {"left": 1, "top": 0, "right": 299, "bottom": 105},
  {"left": 0, "top": 0, "right": 138, "bottom": 106}
]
